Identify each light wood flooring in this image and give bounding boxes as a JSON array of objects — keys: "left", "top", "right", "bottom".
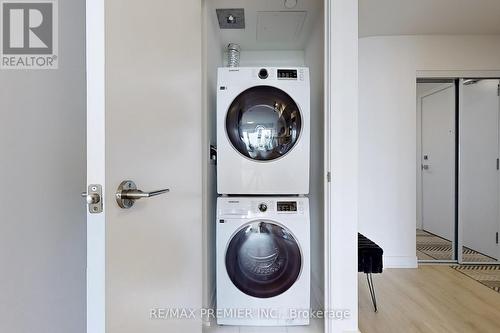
[{"left": 359, "top": 265, "right": 500, "bottom": 333}]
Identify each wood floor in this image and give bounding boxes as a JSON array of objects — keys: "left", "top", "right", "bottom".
[{"left": 359, "top": 265, "right": 500, "bottom": 333}]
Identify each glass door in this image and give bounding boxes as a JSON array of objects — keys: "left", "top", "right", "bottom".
[
  {"left": 225, "top": 220, "right": 302, "bottom": 298},
  {"left": 225, "top": 86, "right": 302, "bottom": 161},
  {"left": 459, "top": 79, "right": 500, "bottom": 264},
  {"left": 417, "top": 79, "right": 457, "bottom": 262}
]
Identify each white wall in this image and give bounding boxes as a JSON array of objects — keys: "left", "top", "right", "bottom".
[
  {"left": 359, "top": 35, "right": 500, "bottom": 268},
  {"left": 0, "top": 0, "right": 86, "bottom": 332},
  {"left": 304, "top": 13, "right": 325, "bottom": 310}
]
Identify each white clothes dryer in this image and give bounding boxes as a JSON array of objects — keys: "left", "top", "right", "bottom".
[{"left": 217, "top": 67, "right": 310, "bottom": 195}]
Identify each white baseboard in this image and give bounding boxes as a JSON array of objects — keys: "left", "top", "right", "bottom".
[
  {"left": 383, "top": 255, "right": 418, "bottom": 268},
  {"left": 327, "top": 328, "right": 360, "bottom": 333}
]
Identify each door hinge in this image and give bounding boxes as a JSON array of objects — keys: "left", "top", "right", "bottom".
[
  {"left": 497, "top": 84, "right": 500, "bottom": 96},
  {"left": 327, "top": 172, "right": 331, "bottom": 183},
  {"left": 496, "top": 232, "right": 499, "bottom": 244},
  {"left": 497, "top": 158, "right": 499, "bottom": 170}
]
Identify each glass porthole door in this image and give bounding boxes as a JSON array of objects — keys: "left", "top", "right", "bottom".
[
  {"left": 225, "top": 220, "right": 302, "bottom": 298},
  {"left": 225, "top": 86, "right": 302, "bottom": 161}
]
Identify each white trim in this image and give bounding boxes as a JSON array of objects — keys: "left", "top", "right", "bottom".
[
  {"left": 86, "top": 0, "right": 105, "bottom": 332},
  {"left": 201, "top": 0, "right": 211, "bottom": 323},
  {"left": 323, "top": 0, "right": 332, "bottom": 332},
  {"left": 383, "top": 256, "right": 418, "bottom": 269},
  {"left": 417, "top": 70, "right": 500, "bottom": 78},
  {"left": 324, "top": 0, "right": 358, "bottom": 332}
]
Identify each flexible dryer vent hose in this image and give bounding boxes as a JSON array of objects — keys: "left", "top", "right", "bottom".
[{"left": 227, "top": 43, "right": 240, "bottom": 67}]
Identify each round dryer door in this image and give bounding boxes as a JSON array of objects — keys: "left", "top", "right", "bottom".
[
  {"left": 225, "top": 85, "right": 302, "bottom": 161},
  {"left": 225, "top": 220, "right": 302, "bottom": 298}
]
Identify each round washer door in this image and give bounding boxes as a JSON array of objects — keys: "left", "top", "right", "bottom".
[
  {"left": 225, "top": 220, "right": 302, "bottom": 298},
  {"left": 225, "top": 85, "right": 302, "bottom": 161}
]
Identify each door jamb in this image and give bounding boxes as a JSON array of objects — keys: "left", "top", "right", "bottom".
[
  {"left": 86, "top": 0, "right": 106, "bottom": 332},
  {"left": 324, "top": 0, "right": 359, "bottom": 332}
]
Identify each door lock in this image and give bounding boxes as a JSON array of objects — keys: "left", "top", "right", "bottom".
[
  {"left": 115, "top": 180, "right": 170, "bottom": 209},
  {"left": 81, "top": 184, "right": 103, "bottom": 214}
]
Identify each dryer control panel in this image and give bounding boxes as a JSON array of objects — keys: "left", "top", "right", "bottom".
[{"left": 277, "top": 69, "right": 297, "bottom": 79}]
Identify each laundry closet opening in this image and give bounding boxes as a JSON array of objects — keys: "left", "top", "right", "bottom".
[{"left": 202, "top": 0, "right": 326, "bottom": 332}]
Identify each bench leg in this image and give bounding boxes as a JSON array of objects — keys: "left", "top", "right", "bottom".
[{"left": 366, "top": 273, "right": 378, "bottom": 312}]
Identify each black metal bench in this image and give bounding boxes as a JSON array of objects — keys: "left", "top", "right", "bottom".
[{"left": 358, "top": 233, "right": 383, "bottom": 312}]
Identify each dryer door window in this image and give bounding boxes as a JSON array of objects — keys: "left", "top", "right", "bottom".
[
  {"left": 225, "top": 86, "right": 302, "bottom": 161},
  {"left": 225, "top": 220, "right": 302, "bottom": 298}
]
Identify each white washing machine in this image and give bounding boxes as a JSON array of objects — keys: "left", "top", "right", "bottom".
[
  {"left": 217, "top": 67, "right": 310, "bottom": 195},
  {"left": 216, "top": 197, "right": 310, "bottom": 326}
]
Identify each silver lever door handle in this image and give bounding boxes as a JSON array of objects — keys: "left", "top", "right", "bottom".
[
  {"left": 119, "top": 188, "right": 169, "bottom": 199},
  {"left": 116, "top": 180, "right": 169, "bottom": 209}
]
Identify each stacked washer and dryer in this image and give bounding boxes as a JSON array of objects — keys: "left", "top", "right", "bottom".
[{"left": 216, "top": 67, "right": 311, "bottom": 326}]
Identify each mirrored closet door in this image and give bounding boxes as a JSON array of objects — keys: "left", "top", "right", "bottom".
[{"left": 459, "top": 79, "right": 500, "bottom": 264}]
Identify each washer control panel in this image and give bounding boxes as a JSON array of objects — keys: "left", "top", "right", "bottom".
[
  {"left": 218, "top": 198, "right": 306, "bottom": 217},
  {"left": 250, "top": 67, "right": 306, "bottom": 81}
]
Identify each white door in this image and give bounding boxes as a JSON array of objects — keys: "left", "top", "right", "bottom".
[
  {"left": 460, "top": 79, "right": 500, "bottom": 261},
  {"left": 86, "top": 1, "right": 202, "bottom": 332},
  {"left": 420, "top": 85, "right": 456, "bottom": 242}
]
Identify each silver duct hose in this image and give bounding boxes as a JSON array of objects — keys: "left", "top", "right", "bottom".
[{"left": 227, "top": 43, "right": 241, "bottom": 68}]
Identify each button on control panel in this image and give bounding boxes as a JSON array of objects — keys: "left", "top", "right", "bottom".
[
  {"left": 258, "top": 68, "right": 269, "bottom": 79},
  {"left": 258, "top": 203, "right": 268, "bottom": 212}
]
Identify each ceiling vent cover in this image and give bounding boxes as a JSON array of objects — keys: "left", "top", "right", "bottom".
[
  {"left": 216, "top": 8, "right": 245, "bottom": 29},
  {"left": 257, "top": 11, "right": 307, "bottom": 42}
]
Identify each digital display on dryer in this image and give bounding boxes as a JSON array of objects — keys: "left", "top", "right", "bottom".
[
  {"left": 277, "top": 69, "right": 297, "bottom": 79},
  {"left": 277, "top": 201, "right": 297, "bottom": 212}
]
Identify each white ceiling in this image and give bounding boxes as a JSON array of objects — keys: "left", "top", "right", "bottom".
[
  {"left": 207, "top": 0, "right": 323, "bottom": 50},
  {"left": 359, "top": 0, "right": 500, "bottom": 37}
]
